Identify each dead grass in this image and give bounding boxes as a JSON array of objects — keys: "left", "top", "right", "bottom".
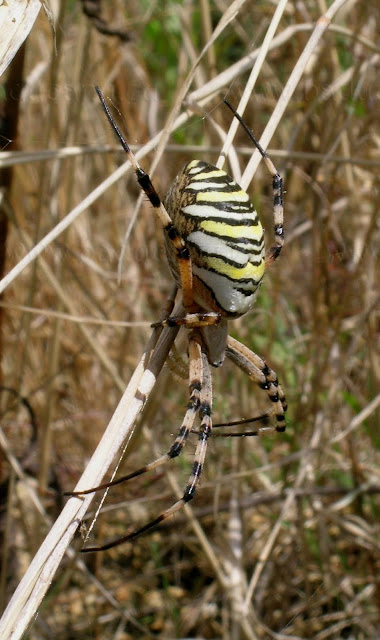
[{"left": 0, "top": 1, "right": 379, "bottom": 639}]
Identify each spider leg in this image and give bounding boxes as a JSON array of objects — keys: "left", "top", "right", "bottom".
[
  {"left": 79, "top": 334, "right": 213, "bottom": 552},
  {"left": 264, "top": 155, "right": 284, "bottom": 268},
  {"left": 96, "top": 87, "right": 198, "bottom": 313},
  {"left": 152, "top": 310, "right": 221, "bottom": 329},
  {"left": 223, "top": 99, "right": 284, "bottom": 268},
  {"left": 67, "top": 338, "right": 202, "bottom": 498},
  {"left": 211, "top": 409, "right": 274, "bottom": 436},
  {"left": 226, "top": 335, "right": 286, "bottom": 432}
]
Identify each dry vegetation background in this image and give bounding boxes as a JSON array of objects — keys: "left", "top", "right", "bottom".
[{"left": 0, "top": 1, "right": 379, "bottom": 639}]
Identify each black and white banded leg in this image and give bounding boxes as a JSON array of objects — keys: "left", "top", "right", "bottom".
[
  {"left": 69, "top": 334, "right": 213, "bottom": 552},
  {"left": 223, "top": 99, "right": 284, "bottom": 268},
  {"left": 226, "top": 335, "right": 287, "bottom": 433},
  {"left": 96, "top": 86, "right": 220, "bottom": 330}
]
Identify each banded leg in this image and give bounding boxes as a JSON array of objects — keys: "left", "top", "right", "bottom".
[
  {"left": 71, "top": 335, "right": 212, "bottom": 552},
  {"left": 96, "top": 88, "right": 194, "bottom": 310},
  {"left": 226, "top": 335, "right": 287, "bottom": 432},
  {"left": 96, "top": 87, "right": 222, "bottom": 331},
  {"left": 223, "top": 100, "right": 284, "bottom": 268}
]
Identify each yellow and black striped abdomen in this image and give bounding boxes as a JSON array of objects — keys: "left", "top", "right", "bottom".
[{"left": 164, "top": 160, "right": 265, "bottom": 317}]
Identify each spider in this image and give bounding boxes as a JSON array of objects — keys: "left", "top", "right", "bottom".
[{"left": 66, "top": 88, "right": 287, "bottom": 552}]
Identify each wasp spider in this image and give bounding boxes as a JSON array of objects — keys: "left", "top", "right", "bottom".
[{"left": 68, "top": 89, "right": 286, "bottom": 552}]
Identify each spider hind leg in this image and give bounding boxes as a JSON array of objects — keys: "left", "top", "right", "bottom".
[
  {"left": 223, "top": 99, "right": 284, "bottom": 269},
  {"left": 96, "top": 87, "right": 197, "bottom": 313}
]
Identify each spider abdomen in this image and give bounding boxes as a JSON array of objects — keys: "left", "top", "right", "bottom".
[{"left": 164, "top": 160, "right": 265, "bottom": 317}]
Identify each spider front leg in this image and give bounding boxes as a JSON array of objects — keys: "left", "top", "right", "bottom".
[
  {"left": 73, "top": 333, "right": 212, "bottom": 552},
  {"left": 226, "top": 335, "right": 287, "bottom": 432}
]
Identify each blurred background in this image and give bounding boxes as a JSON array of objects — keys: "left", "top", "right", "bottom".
[{"left": 0, "top": 1, "right": 379, "bottom": 638}]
